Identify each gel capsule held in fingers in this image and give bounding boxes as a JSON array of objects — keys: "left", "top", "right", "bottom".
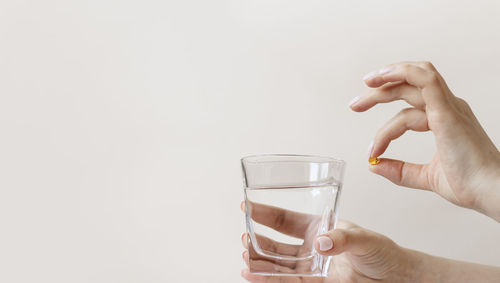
[{"left": 368, "top": 157, "right": 380, "bottom": 165}]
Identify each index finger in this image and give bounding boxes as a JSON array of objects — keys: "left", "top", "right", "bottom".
[{"left": 364, "top": 62, "right": 451, "bottom": 111}]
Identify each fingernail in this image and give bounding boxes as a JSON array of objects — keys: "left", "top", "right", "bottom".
[
  {"left": 362, "top": 71, "right": 377, "bottom": 81},
  {"left": 367, "top": 140, "right": 374, "bottom": 159},
  {"left": 317, "top": 236, "right": 333, "bottom": 251},
  {"left": 240, "top": 201, "right": 245, "bottom": 212},
  {"left": 349, "top": 96, "right": 361, "bottom": 107},
  {"left": 378, "top": 66, "right": 394, "bottom": 75}
]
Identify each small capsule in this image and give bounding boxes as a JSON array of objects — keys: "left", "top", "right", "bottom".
[{"left": 368, "top": 157, "right": 380, "bottom": 165}]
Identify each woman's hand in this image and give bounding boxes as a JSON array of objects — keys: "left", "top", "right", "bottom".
[
  {"left": 240, "top": 202, "right": 420, "bottom": 282},
  {"left": 240, "top": 202, "right": 500, "bottom": 282},
  {"left": 350, "top": 61, "right": 500, "bottom": 221}
]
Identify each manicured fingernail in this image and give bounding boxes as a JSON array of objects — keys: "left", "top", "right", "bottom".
[
  {"left": 241, "top": 233, "right": 249, "bottom": 249},
  {"left": 240, "top": 201, "right": 245, "bottom": 212},
  {"left": 378, "top": 66, "right": 394, "bottom": 75},
  {"left": 367, "top": 140, "right": 374, "bottom": 159},
  {"left": 317, "top": 236, "right": 333, "bottom": 251},
  {"left": 362, "top": 71, "right": 377, "bottom": 81},
  {"left": 349, "top": 96, "right": 361, "bottom": 107}
]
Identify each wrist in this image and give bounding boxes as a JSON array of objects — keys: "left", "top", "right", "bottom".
[
  {"left": 402, "top": 247, "right": 500, "bottom": 283},
  {"left": 492, "top": 171, "right": 500, "bottom": 221},
  {"left": 475, "top": 169, "right": 500, "bottom": 222},
  {"left": 402, "top": 248, "right": 443, "bottom": 283}
]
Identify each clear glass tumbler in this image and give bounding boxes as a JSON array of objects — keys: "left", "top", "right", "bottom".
[{"left": 241, "top": 154, "right": 345, "bottom": 277}]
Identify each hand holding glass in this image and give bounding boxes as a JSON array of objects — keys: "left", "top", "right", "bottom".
[{"left": 241, "top": 154, "right": 345, "bottom": 277}]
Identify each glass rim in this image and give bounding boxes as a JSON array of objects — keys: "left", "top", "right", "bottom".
[{"left": 241, "top": 154, "right": 346, "bottom": 165}]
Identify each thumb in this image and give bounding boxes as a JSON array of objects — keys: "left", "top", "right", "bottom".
[
  {"left": 369, "top": 158, "right": 431, "bottom": 191},
  {"left": 314, "top": 228, "right": 383, "bottom": 256}
]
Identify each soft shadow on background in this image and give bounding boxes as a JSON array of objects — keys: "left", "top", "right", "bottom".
[{"left": 1, "top": 1, "right": 499, "bottom": 282}]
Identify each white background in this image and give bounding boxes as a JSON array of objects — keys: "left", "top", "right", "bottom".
[{"left": 1, "top": 1, "right": 500, "bottom": 282}]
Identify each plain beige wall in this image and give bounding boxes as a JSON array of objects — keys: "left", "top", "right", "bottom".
[{"left": 1, "top": 1, "right": 500, "bottom": 282}]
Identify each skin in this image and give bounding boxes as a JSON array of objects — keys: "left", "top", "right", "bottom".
[
  {"left": 240, "top": 202, "right": 500, "bottom": 282},
  {"left": 240, "top": 61, "right": 500, "bottom": 282},
  {"left": 354, "top": 61, "right": 500, "bottom": 221},
  {"left": 240, "top": 201, "right": 419, "bottom": 282}
]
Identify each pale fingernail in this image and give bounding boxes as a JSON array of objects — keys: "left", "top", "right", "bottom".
[
  {"left": 367, "top": 140, "right": 374, "bottom": 159},
  {"left": 317, "top": 236, "right": 333, "bottom": 251},
  {"left": 378, "top": 66, "right": 394, "bottom": 75},
  {"left": 349, "top": 96, "right": 361, "bottom": 107},
  {"left": 241, "top": 233, "right": 249, "bottom": 249},
  {"left": 362, "top": 71, "right": 377, "bottom": 81}
]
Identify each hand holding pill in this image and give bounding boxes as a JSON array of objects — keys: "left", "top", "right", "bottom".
[{"left": 350, "top": 61, "right": 500, "bottom": 221}]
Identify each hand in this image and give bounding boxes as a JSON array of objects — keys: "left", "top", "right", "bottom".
[
  {"left": 239, "top": 201, "right": 500, "bottom": 282},
  {"left": 350, "top": 61, "right": 500, "bottom": 221},
  {"left": 240, "top": 201, "right": 418, "bottom": 282}
]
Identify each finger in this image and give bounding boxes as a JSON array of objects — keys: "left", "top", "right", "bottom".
[
  {"left": 350, "top": 82, "right": 424, "bottom": 112},
  {"left": 364, "top": 62, "right": 431, "bottom": 88},
  {"left": 315, "top": 227, "right": 383, "bottom": 257},
  {"left": 243, "top": 234, "right": 300, "bottom": 269},
  {"left": 336, "top": 219, "right": 359, "bottom": 230},
  {"left": 371, "top": 108, "right": 429, "bottom": 158},
  {"left": 241, "top": 269, "right": 302, "bottom": 283},
  {"left": 369, "top": 158, "right": 430, "bottom": 191},
  {"left": 415, "top": 61, "right": 439, "bottom": 72},
  {"left": 242, "top": 259, "right": 301, "bottom": 281},
  {"left": 244, "top": 249, "right": 296, "bottom": 271},
  {"left": 364, "top": 62, "right": 450, "bottom": 111},
  {"left": 247, "top": 201, "right": 317, "bottom": 239},
  {"left": 362, "top": 61, "right": 438, "bottom": 86},
  {"left": 243, "top": 250, "right": 251, "bottom": 266},
  {"left": 242, "top": 233, "right": 301, "bottom": 257},
  {"left": 241, "top": 269, "right": 266, "bottom": 283},
  {"left": 242, "top": 233, "right": 249, "bottom": 249}
]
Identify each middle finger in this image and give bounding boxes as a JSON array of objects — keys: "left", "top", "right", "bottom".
[{"left": 351, "top": 82, "right": 424, "bottom": 112}]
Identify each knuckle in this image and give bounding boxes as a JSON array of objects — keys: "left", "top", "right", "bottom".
[
  {"left": 274, "top": 211, "right": 286, "bottom": 229},
  {"left": 351, "top": 227, "right": 369, "bottom": 239},
  {"left": 268, "top": 240, "right": 278, "bottom": 253},
  {"left": 337, "top": 219, "right": 356, "bottom": 229},
  {"left": 401, "top": 63, "right": 412, "bottom": 72},
  {"left": 396, "top": 162, "right": 406, "bottom": 185},
  {"left": 397, "top": 107, "right": 414, "bottom": 117},
  {"left": 421, "top": 61, "right": 435, "bottom": 69},
  {"left": 456, "top": 97, "right": 472, "bottom": 111},
  {"left": 456, "top": 97, "right": 467, "bottom": 105},
  {"left": 425, "top": 71, "right": 440, "bottom": 85},
  {"left": 333, "top": 229, "right": 349, "bottom": 247}
]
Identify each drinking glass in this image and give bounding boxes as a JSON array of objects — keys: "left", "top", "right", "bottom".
[{"left": 241, "top": 154, "right": 345, "bottom": 277}]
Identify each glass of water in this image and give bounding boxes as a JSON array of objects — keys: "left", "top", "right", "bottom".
[{"left": 241, "top": 154, "right": 345, "bottom": 277}]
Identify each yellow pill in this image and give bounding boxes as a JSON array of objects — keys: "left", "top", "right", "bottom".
[{"left": 368, "top": 157, "right": 380, "bottom": 165}]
